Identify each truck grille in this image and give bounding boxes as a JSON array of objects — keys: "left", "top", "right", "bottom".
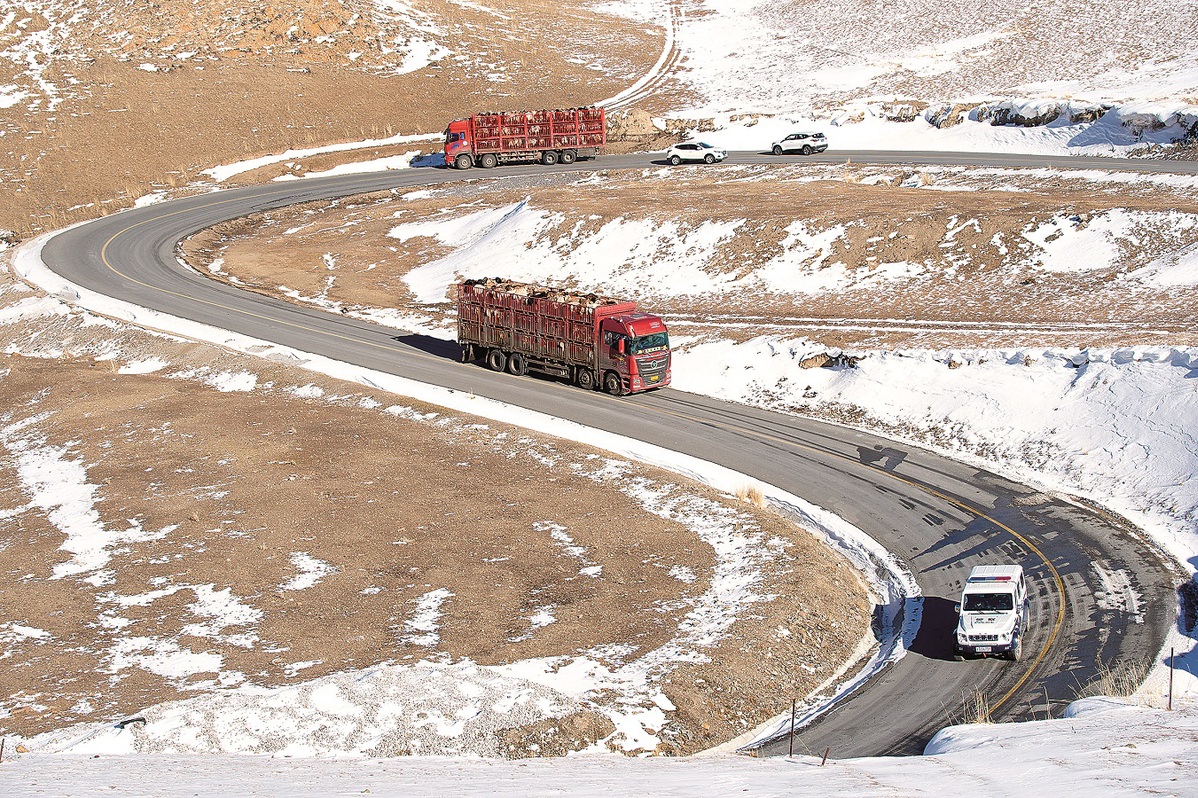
[
  {"left": 637, "top": 355, "right": 669, "bottom": 380},
  {"left": 968, "top": 634, "right": 999, "bottom": 642}
]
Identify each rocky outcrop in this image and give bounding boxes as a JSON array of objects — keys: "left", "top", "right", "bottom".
[
  {"left": 662, "top": 117, "right": 717, "bottom": 135},
  {"left": 977, "top": 99, "right": 1062, "bottom": 127},
  {"left": 800, "top": 352, "right": 860, "bottom": 369},
  {"left": 879, "top": 101, "right": 928, "bottom": 123},
  {"left": 606, "top": 108, "right": 661, "bottom": 141},
  {"left": 925, "top": 103, "right": 974, "bottom": 129},
  {"left": 975, "top": 99, "right": 1112, "bottom": 127}
]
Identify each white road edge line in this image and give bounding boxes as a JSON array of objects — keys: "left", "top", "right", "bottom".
[{"left": 11, "top": 222, "right": 922, "bottom": 751}]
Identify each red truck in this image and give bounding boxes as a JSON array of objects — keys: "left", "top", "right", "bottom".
[
  {"left": 456, "top": 278, "right": 670, "bottom": 396},
  {"left": 444, "top": 107, "right": 606, "bottom": 169}
]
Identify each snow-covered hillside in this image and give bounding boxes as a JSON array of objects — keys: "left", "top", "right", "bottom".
[{"left": 601, "top": 0, "right": 1198, "bottom": 154}]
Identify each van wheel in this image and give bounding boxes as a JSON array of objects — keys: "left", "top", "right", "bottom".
[
  {"left": 669, "top": 155, "right": 681, "bottom": 166},
  {"left": 1007, "top": 635, "right": 1022, "bottom": 662},
  {"left": 801, "top": 145, "right": 812, "bottom": 155},
  {"left": 560, "top": 150, "right": 577, "bottom": 164},
  {"left": 507, "top": 352, "right": 527, "bottom": 376},
  {"left": 772, "top": 145, "right": 783, "bottom": 155},
  {"left": 603, "top": 372, "right": 623, "bottom": 396},
  {"left": 486, "top": 349, "right": 507, "bottom": 372},
  {"left": 704, "top": 154, "right": 715, "bottom": 164},
  {"left": 576, "top": 368, "right": 597, "bottom": 391}
]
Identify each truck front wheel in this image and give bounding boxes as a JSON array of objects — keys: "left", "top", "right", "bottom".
[
  {"left": 507, "top": 352, "right": 528, "bottom": 376},
  {"left": 486, "top": 349, "right": 507, "bottom": 372},
  {"left": 1007, "top": 634, "right": 1023, "bottom": 662},
  {"left": 454, "top": 154, "right": 473, "bottom": 170},
  {"left": 604, "top": 372, "right": 624, "bottom": 396}
]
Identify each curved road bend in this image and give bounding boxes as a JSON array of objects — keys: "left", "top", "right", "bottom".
[{"left": 35, "top": 151, "right": 1187, "bottom": 757}]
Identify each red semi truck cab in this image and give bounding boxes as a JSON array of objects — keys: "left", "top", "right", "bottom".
[
  {"left": 456, "top": 278, "right": 670, "bottom": 396},
  {"left": 445, "top": 108, "right": 606, "bottom": 169}
]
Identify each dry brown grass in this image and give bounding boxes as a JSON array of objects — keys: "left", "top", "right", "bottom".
[
  {"left": 0, "top": 0, "right": 667, "bottom": 237},
  {"left": 736, "top": 485, "right": 767, "bottom": 508}
]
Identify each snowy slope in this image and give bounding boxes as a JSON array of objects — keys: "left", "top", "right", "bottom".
[{"left": 1, "top": 699, "right": 1195, "bottom": 797}]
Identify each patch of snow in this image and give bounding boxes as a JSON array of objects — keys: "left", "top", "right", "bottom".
[
  {"left": 279, "top": 553, "right": 337, "bottom": 591},
  {"left": 399, "top": 588, "right": 453, "bottom": 647}
]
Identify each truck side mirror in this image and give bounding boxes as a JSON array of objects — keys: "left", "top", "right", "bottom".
[
  {"left": 953, "top": 603, "right": 961, "bottom": 614},
  {"left": 616, "top": 338, "right": 625, "bottom": 354}
]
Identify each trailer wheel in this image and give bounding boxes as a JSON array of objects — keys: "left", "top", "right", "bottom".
[
  {"left": 454, "top": 154, "right": 473, "bottom": 170},
  {"left": 560, "top": 150, "right": 577, "bottom": 164},
  {"left": 576, "top": 368, "right": 597, "bottom": 391},
  {"left": 541, "top": 150, "right": 559, "bottom": 165},
  {"left": 486, "top": 349, "right": 507, "bottom": 372},
  {"left": 507, "top": 352, "right": 527, "bottom": 376},
  {"left": 603, "top": 371, "right": 623, "bottom": 396},
  {"left": 479, "top": 153, "right": 498, "bottom": 169}
]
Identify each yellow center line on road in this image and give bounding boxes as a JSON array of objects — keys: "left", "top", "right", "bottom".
[
  {"left": 647, "top": 399, "right": 1067, "bottom": 717},
  {"left": 100, "top": 184, "right": 1066, "bottom": 719}
]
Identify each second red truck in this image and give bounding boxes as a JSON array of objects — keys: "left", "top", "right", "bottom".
[
  {"left": 444, "top": 107, "right": 606, "bottom": 169},
  {"left": 457, "top": 278, "right": 671, "bottom": 396}
]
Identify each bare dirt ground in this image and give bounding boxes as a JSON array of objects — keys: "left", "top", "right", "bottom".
[
  {"left": 181, "top": 165, "right": 1198, "bottom": 350},
  {"left": 0, "top": 0, "right": 667, "bottom": 237},
  {"left": 0, "top": 264, "right": 870, "bottom": 755}
]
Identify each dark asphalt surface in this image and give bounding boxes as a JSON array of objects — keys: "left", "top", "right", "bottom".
[{"left": 32, "top": 150, "right": 1187, "bottom": 758}]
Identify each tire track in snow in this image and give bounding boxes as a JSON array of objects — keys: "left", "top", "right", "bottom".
[{"left": 600, "top": 1, "right": 686, "bottom": 111}]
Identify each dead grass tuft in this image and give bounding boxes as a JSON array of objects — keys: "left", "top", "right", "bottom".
[{"left": 736, "top": 484, "right": 767, "bottom": 508}]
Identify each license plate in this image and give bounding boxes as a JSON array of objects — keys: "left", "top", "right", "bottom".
[
  {"left": 649, "top": 375, "right": 660, "bottom": 382},
  {"left": 975, "top": 646, "right": 992, "bottom": 653}
]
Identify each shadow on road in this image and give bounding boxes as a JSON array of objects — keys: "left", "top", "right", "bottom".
[
  {"left": 908, "top": 596, "right": 959, "bottom": 661},
  {"left": 393, "top": 334, "right": 461, "bottom": 360},
  {"left": 858, "top": 443, "right": 908, "bottom": 471},
  {"left": 409, "top": 153, "right": 448, "bottom": 169}
]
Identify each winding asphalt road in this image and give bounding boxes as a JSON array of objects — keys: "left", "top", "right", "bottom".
[{"left": 31, "top": 150, "right": 1187, "bottom": 758}]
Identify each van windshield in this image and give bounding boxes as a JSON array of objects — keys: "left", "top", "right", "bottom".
[{"left": 963, "top": 593, "right": 1014, "bottom": 612}]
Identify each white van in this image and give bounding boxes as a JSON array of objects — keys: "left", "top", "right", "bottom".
[{"left": 953, "top": 565, "right": 1029, "bottom": 661}]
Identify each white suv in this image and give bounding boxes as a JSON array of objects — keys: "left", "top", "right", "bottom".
[
  {"left": 953, "top": 565, "right": 1029, "bottom": 661},
  {"left": 771, "top": 131, "right": 828, "bottom": 155},
  {"left": 665, "top": 141, "right": 727, "bottom": 165}
]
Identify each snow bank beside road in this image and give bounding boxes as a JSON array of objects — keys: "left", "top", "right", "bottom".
[
  {"left": 671, "top": 340, "right": 1198, "bottom": 582},
  {"left": 3, "top": 699, "right": 1195, "bottom": 797}
]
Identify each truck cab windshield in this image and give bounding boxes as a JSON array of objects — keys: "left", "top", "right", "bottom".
[
  {"left": 629, "top": 332, "right": 669, "bottom": 354},
  {"left": 446, "top": 131, "right": 464, "bottom": 143},
  {"left": 963, "top": 593, "right": 1014, "bottom": 612}
]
